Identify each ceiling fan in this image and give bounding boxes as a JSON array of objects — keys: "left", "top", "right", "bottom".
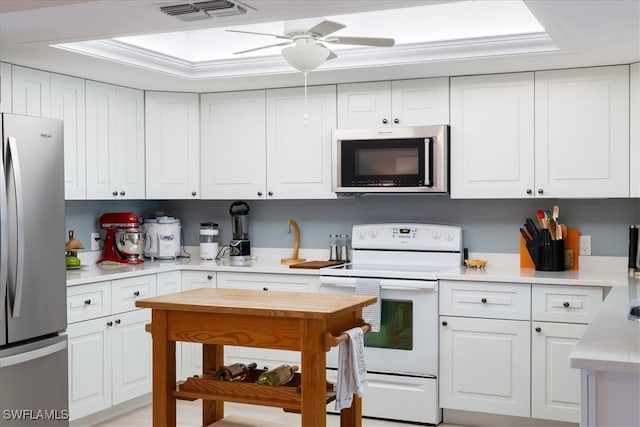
[{"left": 227, "top": 17, "right": 395, "bottom": 72}]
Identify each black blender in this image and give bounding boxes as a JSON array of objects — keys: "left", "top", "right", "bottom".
[{"left": 229, "top": 201, "right": 251, "bottom": 266}]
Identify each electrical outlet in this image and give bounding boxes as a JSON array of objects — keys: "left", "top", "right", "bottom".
[
  {"left": 91, "top": 233, "right": 101, "bottom": 251},
  {"left": 579, "top": 235, "right": 591, "bottom": 256}
]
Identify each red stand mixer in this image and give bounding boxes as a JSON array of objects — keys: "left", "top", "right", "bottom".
[{"left": 97, "top": 212, "right": 145, "bottom": 266}]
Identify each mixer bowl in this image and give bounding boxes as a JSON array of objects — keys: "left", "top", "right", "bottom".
[{"left": 116, "top": 229, "right": 145, "bottom": 262}]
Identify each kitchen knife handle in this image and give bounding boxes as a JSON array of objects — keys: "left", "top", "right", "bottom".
[{"left": 7, "top": 137, "right": 25, "bottom": 318}]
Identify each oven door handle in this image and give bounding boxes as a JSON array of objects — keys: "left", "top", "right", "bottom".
[{"left": 320, "top": 276, "right": 437, "bottom": 291}]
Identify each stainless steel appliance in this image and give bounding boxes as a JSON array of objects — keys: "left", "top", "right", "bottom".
[
  {"left": 1, "top": 114, "right": 69, "bottom": 425},
  {"left": 320, "top": 223, "right": 463, "bottom": 424},
  {"left": 229, "top": 201, "right": 251, "bottom": 266},
  {"left": 143, "top": 216, "right": 181, "bottom": 260},
  {"left": 97, "top": 212, "right": 145, "bottom": 266},
  {"left": 199, "top": 222, "right": 219, "bottom": 260},
  {"left": 333, "top": 125, "right": 449, "bottom": 194}
]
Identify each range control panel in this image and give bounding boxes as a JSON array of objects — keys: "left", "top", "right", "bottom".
[{"left": 351, "top": 223, "right": 462, "bottom": 252}]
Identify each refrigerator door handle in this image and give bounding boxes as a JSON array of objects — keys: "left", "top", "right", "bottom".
[
  {"left": 6, "top": 136, "right": 25, "bottom": 318},
  {"left": 0, "top": 339, "right": 67, "bottom": 368},
  {"left": 0, "top": 146, "right": 7, "bottom": 320}
]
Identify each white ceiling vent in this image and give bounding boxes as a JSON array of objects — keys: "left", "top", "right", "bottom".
[{"left": 160, "top": 1, "right": 255, "bottom": 22}]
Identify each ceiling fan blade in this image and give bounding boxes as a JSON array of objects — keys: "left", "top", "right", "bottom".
[
  {"left": 326, "top": 49, "right": 338, "bottom": 61},
  {"left": 306, "top": 19, "right": 346, "bottom": 37},
  {"left": 233, "top": 41, "right": 292, "bottom": 55},
  {"left": 226, "top": 29, "right": 290, "bottom": 40},
  {"left": 324, "top": 36, "right": 395, "bottom": 47}
]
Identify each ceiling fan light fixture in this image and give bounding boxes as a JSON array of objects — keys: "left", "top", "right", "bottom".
[{"left": 281, "top": 42, "right": 330, "bottom": 72}]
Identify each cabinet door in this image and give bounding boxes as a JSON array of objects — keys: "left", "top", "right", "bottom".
[
  {"left": 156, "top": 271, "right": 182, "bottom": 296},
  {"left": 0, "top": 62, "right": 11, "bottom": 113},
  {"left": 145, "top": 92, "right": 200, "bottom": 199},
  {"left": 391, "top": 78, "right": 449, "bottom": 126},
  {"left": 86, "top": 80, "right": 118, "bottom": 199},
  {"left": 115, "top": 86, "right": 145, "bottom": 199},
  {"left": 450, "top": 73, "right": 535, "bottom": 199},
  {"left": 631, "top": 62, "right": 639, "bottom": 197},
  {"left": 51, "top": 73, "right": 86, "bottom": 200},
  {"left": 200, "top": 90, "right": 266, "bottom": 199},
  {"left": 67, "top": 317, "right": 111, "bottom": 420},
  {"left": 535, "top": 66, "right": 629, "bottom": 198},
  {"left": 112, "top": 309, "right": 152, "bottom": 405},
  {"left": 440, "top": 316, "right": 531, "bottom": 417},
  {"left": 111, "top": 274, "right": 157, "bottom": 314},
  {"left": 11, "top": 65, "right": 51, "bottom": 117},
  {"left": 337, "top": 81, "right": 391, "bottom": 128},
  {"left": 180, "top": 271, "right": 216, "bottom": 376},
  {"left": 266, "top": 85, "right": 337, "bottom": 199},
  {"left": 532, "top": 322, "right": 586, "bottom": 423}
]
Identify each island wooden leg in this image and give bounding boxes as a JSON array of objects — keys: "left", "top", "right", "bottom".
[
  {"left": 151, "top": 310, "right": 176, "bottom": 427},
  {"left": 340, "top": 395, "right": 362, "bottom": 427},
  {"left": 202, "top": 343, "right": 224, "bottom": 425},
  {"left": 301, "top": 319, "right": 327, "bottom": 426}
]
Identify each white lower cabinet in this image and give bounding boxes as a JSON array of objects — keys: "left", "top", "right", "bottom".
[
  {"left": 66, "top": 275, "right": 157, "bottom": 421},
  {"left": 440, "top": 280, "right": 602, "bottom": 424},
  {"left": 180, "top": 271, "right": 216, "bottom": 377},
  {"left": 439, "top": 316, "right": 531, "bottom": 417},
  {"left": 531, "top": 321, "right": 586, "bottom": 422}
]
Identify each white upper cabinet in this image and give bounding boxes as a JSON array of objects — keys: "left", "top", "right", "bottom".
[
  {"left": 11, "top": 65, "right": 51, "bottom": 117},
  {"left": 534, "top": 65, "right": 629, "bottom": 198},
  {"left": 200, "top": 90, "right": 266, "bottom": 200},
  {"left": 630, "top": 62, "right": 639, "bottom": 198},
  {"left": 145, "top": 92, "right": 200, "bottom": 199},
  {"left": 86, "top": 81, "right": 145, "bottom": 199},
  {"left": 51, "top": 73, "right": 86, "bottom": 200},
  {"left": 450, "top": 73, "right": 535, "bottom": 199},
  {"left": 0, "top": 62, "right": 11, "bottom": 113},
  {"left": 265, "top": 85, "right": 337, "bottom": 199},
  {"left": 337, "top": 78, "right": 449, "bottom": 128}
]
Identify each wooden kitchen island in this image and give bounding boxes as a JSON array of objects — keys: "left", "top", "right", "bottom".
[{"left": 136, "top": 288, "right": 377, "bottom": 427}]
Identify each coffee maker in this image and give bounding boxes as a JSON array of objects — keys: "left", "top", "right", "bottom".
[
  {"left": 229, "top": 201, "right": 251, "bottom": 266},
  {"left": 97, "top": 212, "right": 145, "bottom": 266}
]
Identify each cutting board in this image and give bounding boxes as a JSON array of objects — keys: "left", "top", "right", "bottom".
[
  {"left": 520, "top": 228, "right": 580, "bottom": 270},
  {"left": 289, "top": 260, "right": 344, "bottom": 269}
]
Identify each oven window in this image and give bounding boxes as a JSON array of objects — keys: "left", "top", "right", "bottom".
[{"left": 364, "top": 299, "right": 413, "bottom": 350}]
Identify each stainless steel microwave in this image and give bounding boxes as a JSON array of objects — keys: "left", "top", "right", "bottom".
[{"left": 332, "top": 125, "right": 449, "bottom": 194}]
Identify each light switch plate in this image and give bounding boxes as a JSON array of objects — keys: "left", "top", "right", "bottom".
[{"left": 91, "top": 233, "right": 101, "bottom": 251}]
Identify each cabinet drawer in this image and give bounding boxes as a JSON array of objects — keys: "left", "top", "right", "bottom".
[
  {"left": 532, "top": 285, "right": 603, "bottom": 324},
  {"left": 440, "top": 281, "right": 530, "bottom": 320},
  {"left": 217, "top": 272, "right": 318, "bottom": 292},
  {"left": 67, "top": 281, "right": 111, "bottom": 324},
  {"left": 111, "top": 275, "right": 157, "bottom": 314}
]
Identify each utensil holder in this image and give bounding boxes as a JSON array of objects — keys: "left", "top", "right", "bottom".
[{"left": 536, "top": 238, "right": 565, "bottom": 271}]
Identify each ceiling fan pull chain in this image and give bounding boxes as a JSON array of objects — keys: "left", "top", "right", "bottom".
[{"left": 303, "top": 71, "right": 309, "bottom": 126}]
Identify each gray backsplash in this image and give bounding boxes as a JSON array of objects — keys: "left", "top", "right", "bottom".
[{"left": 65, "top": 197, "right": 640, "bottom": 257}]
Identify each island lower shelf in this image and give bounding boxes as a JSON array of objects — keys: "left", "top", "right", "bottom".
[{"left": 174, "top": 369, "right": 336, "bottom": 412}]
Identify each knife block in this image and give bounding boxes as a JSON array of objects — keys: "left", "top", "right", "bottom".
[{"left": 520, "top": 228, "right": 580, "bottom": 270}]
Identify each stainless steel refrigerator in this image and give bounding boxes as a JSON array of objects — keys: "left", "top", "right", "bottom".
[{"left": 1, "top": 113, "right": 68, "bottom": 425}]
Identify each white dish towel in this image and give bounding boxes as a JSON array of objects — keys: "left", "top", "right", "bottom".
[
  {"left": 335, "top": 326, "right": 368, "bottom": 411},
  {"left": 355, "top": 278, "right": 381, "bottom": 332}
]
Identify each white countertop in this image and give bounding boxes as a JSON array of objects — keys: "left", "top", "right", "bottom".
[{"left": 67, "top": 248, "right": 640, "bottom": 374}]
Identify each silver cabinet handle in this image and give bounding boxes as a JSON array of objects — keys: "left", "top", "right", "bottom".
[
  {"left": 0, "top": 148, "right": 7, "bottom": 320},
  {"left": 112, "top": 191, "right": 118, "bottom": 196},
  {"left": 120, "top": 191, "right": 126, "bottom": 196},
  {"left": 393, "top": 118, "right": 399, "bottom": 124},
  {"left": 526, "top": 189, "right": 533, "bottom": 195},
  {"left": 191, "top": 191, "right": 197, "bottom": 196},
  {"left": 7, "top": 137, "right": 25, "bottom": 318},
  {"left": 538, "top": 189, "right": 544, "bottom": 195},
  {"left": 382, "top": 118, "right": 388, "bottom": 124}
]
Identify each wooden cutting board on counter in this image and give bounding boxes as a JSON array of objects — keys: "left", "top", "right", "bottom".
[
  {"left": 520, "top": 228, "right": 580, "bottom": 270},
  {"left": 289, "top": 260, "right": 344, "bottom": 269}
]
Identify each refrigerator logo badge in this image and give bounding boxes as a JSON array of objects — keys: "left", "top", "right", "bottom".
[{"left": 40, "top": 133, "right": 52, "bottom": 138}]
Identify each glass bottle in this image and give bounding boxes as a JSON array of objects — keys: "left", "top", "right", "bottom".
[
  {"left": 214, "top": 362, "right": 257, "bottom": 382},
  {"left": 257, "top": 364, "right": 299, "bottom": 386}
]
